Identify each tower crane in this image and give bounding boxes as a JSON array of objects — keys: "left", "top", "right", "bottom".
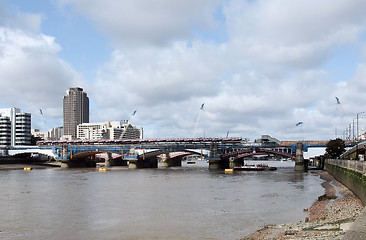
[
  {"left": 192, "top": 103, "right": 205, "bottom": 138},
  {"left": 335, "top": 97, "right": 351, "bottom": 139}
]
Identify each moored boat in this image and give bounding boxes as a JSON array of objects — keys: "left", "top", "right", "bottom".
[{"left": 234, "top": 164, "right": 277, "bottom": 171}]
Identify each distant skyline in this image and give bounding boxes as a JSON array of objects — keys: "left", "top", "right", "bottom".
[{"left": 1, "top": 0, "right": 366, "bottom": 141}]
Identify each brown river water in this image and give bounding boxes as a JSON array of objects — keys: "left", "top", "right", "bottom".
[{"left": 0, "top": 161, "right": 324, "bottom": 240}]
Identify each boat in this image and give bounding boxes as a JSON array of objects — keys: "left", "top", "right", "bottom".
[{"left": 234, "top": 164, "right": 277, "bottom": 171}]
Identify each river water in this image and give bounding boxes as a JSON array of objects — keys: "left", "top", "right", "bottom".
[{"left": 0, "top": 161, "right": 324, "bottom": 240}]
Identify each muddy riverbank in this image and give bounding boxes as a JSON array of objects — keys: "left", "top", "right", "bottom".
[
  {"left": 242, "top": 171, "right": 364, "bottom": 240},
  {"left": 0, "top": 162, "right": 61, "bottom": 170}
]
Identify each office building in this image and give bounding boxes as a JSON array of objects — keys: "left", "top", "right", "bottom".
[
  {"left": 0, "top": 116, "right": 11, "bottom": 147},
  {"left": 32, "top": 126, "right": 63, "bottom": 141},
  {"left": 0, "top": 107, "right": 31, "bottom": 147},
  {"left": 77, "top": 120, "right": 143, "bottom": 140},
  {"left": 63, "top": 87, "right": 89, "bottom": 139}
]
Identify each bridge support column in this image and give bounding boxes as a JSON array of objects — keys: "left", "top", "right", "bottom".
[
  {"left": 229, "top": 157, "right": 243, "bottom": 169},
  {"left": 208, "top": 156, "right": 229, "bottom": 170},
  {"left": 105, "top": 152, "right": 112, "bottom": 167},
  {"left": 60, "top": 158, "right": 96, "bottom": 168},
  {"left": 103, "top": 152, "right": 128, "bottom": 167},
  {"left": 129, "top": 157, "right": 158, "bottom": 169},
  {"left": 161, "top": 153, "right": 182, "bottom": 167},
  {"left": 295, "top": 143, "right": 307, "bottom": 171}
]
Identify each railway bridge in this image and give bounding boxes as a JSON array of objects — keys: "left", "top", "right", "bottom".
[{"left": 34, "top": 138, "right": 295, "bottom": 169}]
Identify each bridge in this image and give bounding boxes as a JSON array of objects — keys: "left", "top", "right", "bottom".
[
  {"left": 7, "top": 146, "right": 56, "bottom": 159},
  {"left": 341, "top": 141, "right": 366, "bottom": 160},
  {"left": 32, "top": 137, "right": 297, "bottom": 169}
]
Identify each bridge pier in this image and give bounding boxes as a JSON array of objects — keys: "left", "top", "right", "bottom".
[
  {"left": 103, "top": 153, "right": 128, "bottom": 167},
  {"left": 208, "top": 156, "right": 229, "bottom": 170},
  {"left": 295, "top": 143, "right": 308, "bottom": 171},
  {"left": 105, "top": 152, "right": 112, "bottom": 167},
  {"left": 161, "top": 153, "right": 182, "bottom": 167},
  {"left": 229, "top": 157, "right": 243, "bottom": 169},
  {"left": 128, "top": 157, "right": 158, "bottom": 169},
  {"left": 61, "top": 158, "right": 96, "bottom": 168}
]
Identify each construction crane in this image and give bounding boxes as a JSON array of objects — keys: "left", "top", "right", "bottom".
[
  {"left": 120, "top": 110, "right": 137, "bottom": 139},
  {"left": 39, "top": 109, "right": 45, "bottom": 132},
  {"left": 192, "top": 103, "right": 205, "bottom": 138},
  {"left": 335, "top": 97, "right": 351, "bottom": 139}
]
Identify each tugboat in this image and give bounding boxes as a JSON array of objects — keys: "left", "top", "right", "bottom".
[{"left": 234, "top": 164, "right": 277, "bottom": 171}]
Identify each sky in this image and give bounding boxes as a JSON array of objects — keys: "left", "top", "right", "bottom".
[{"left": 1, "top": 0, "right": 366, "bottom": 141}]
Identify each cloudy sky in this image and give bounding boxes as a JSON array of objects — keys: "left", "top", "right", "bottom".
[{"left": 1, "top": 0, "right": 366, "bottom": 141}]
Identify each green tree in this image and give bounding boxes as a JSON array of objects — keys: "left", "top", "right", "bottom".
[
  {"left": 30, "top": 135, "right": 43, "bottom": 145},
  {"left": 326, "top": 138, "right": 346, "bottom": 159}
]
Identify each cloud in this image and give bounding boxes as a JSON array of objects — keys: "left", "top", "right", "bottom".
[
  {"left": 3, "top": 0, "right": 366, "bottom": 140},
  {"left": 76, "top": 0, "right": 366, "bottom": 140},
  {"left": 92, "top": 42, "right": 224, "bottom": 108},
  {"left": 224, "top": 0, "right": 366, "bottom": 68},
  {"left": 0, "top": 5, "right": 42, "bottom": 33},
  {"left": 58, "top": 0, "right": 221, "bottom": 47},
  {"left": 0, "top": 7, "right": 86, "bottom": 129}
]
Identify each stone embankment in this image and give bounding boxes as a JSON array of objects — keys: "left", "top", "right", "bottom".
[{"left": 242, "top": 171, "right": 363, "bottom": 240}]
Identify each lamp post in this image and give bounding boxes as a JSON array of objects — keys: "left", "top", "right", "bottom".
[
  {"left": 357, "top": 112, "right": 366, "bottom": 141},
  {"left": 353, "top": 118, "right": 356, "bottom": 140},
  {"left": 356, "top": 112, "right": 366, "bottom": 160}
]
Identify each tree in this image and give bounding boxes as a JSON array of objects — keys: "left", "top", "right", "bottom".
[
  {"left": 326, "top": 138, "right": 346, "bottom": 159},
  {"left": 30, "top": 135, "right": 43, "bottom": 145}
]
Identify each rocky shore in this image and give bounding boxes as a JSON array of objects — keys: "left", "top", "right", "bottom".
[{"left": 242, "top": 171, "right": 364, "bottom": 240}]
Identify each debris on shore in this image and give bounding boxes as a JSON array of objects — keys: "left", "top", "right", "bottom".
[{"left": 242, "top": 171, "right": 364, "bottom": 240}]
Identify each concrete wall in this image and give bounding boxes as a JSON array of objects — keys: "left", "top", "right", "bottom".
[{"left": 325, "top": 159, "right": 366, "bottom": 206}]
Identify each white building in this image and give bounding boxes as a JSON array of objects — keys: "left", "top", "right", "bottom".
[
  {"left": 0, "top": 116, "right": 11, "bottom": 147},
  {"left": 77, "top": 120, "right": 143, "bottom": 140},
  {"left": 32, "top": 127, "right": 64, "bottom": 141},
  {"left": 0, "top": 108, "right": 31, "bottom": 147}
]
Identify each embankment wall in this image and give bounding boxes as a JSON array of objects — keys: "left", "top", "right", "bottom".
[{"left": 325, "top": 159, "right": 366, "bottom": 205}]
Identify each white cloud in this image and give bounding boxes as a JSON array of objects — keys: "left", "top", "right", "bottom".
[
  {"left": 0, "top": 8, "right": 86, "bottom": 129},
  {"left": 3, "top": 0, "right": 366, "bottom": 140},
  {"left": 59, "top": 0, "right": 220, "bottom": 47},
  {"left": 224, "top": 0, "right": 366, "bottom": 68},
  {"left": 0, "top": 5, "right": 42, "bottom": 33},
  {"left": 78, "top": 0, "right": 366, "bottom": 140}
]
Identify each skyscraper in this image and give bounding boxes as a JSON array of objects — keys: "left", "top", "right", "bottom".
[{"left": 63, "top": 87, "right": 89, "bottom": 139}]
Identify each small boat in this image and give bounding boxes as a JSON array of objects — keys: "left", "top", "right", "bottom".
[{"left": 234, "top": 164, "right": 277, "bottom": 171}]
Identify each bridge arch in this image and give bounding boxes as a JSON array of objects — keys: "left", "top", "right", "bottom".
[
  {"left": 222, "top": 148, "right": 294, "bottom": 160},
  {"left": 8, "top": 147, "right": 57, "bottom": 160}
]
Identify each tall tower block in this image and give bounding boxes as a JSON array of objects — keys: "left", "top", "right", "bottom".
[{"left": 63, "top": 87, "right": 89, "bottom": 139}]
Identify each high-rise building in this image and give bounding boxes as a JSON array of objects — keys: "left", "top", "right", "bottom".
[
  {"left": 15, "top": 112, "right": 32, "bottom": 145},
  {"left": 0, "top": 107, "right": 31, "bottom": 147},
  {"left": 0, "top": 116, "right": 11, "bottom": 147},
  {"left": 63, "top": 87, "right": 89, "bottom": 139}
]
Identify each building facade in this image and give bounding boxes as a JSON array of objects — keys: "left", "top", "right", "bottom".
[
  {"left": 15, "top": 112, "right": 31, "bottom": 145},
  {"left": 77, "top": 120, "right": 143, "bottom": 140},
  {"left": 32, "top": 126, "right": 63, "bottom": 141},
  {"left": 63, "top": 87, "right": 89, "bottom": 139},
  {"left": 0, "top": 108, "right": 31, "bottom": 147},
  {"left": 0, "top": 116, "right": 11, "bottom": 147}
]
